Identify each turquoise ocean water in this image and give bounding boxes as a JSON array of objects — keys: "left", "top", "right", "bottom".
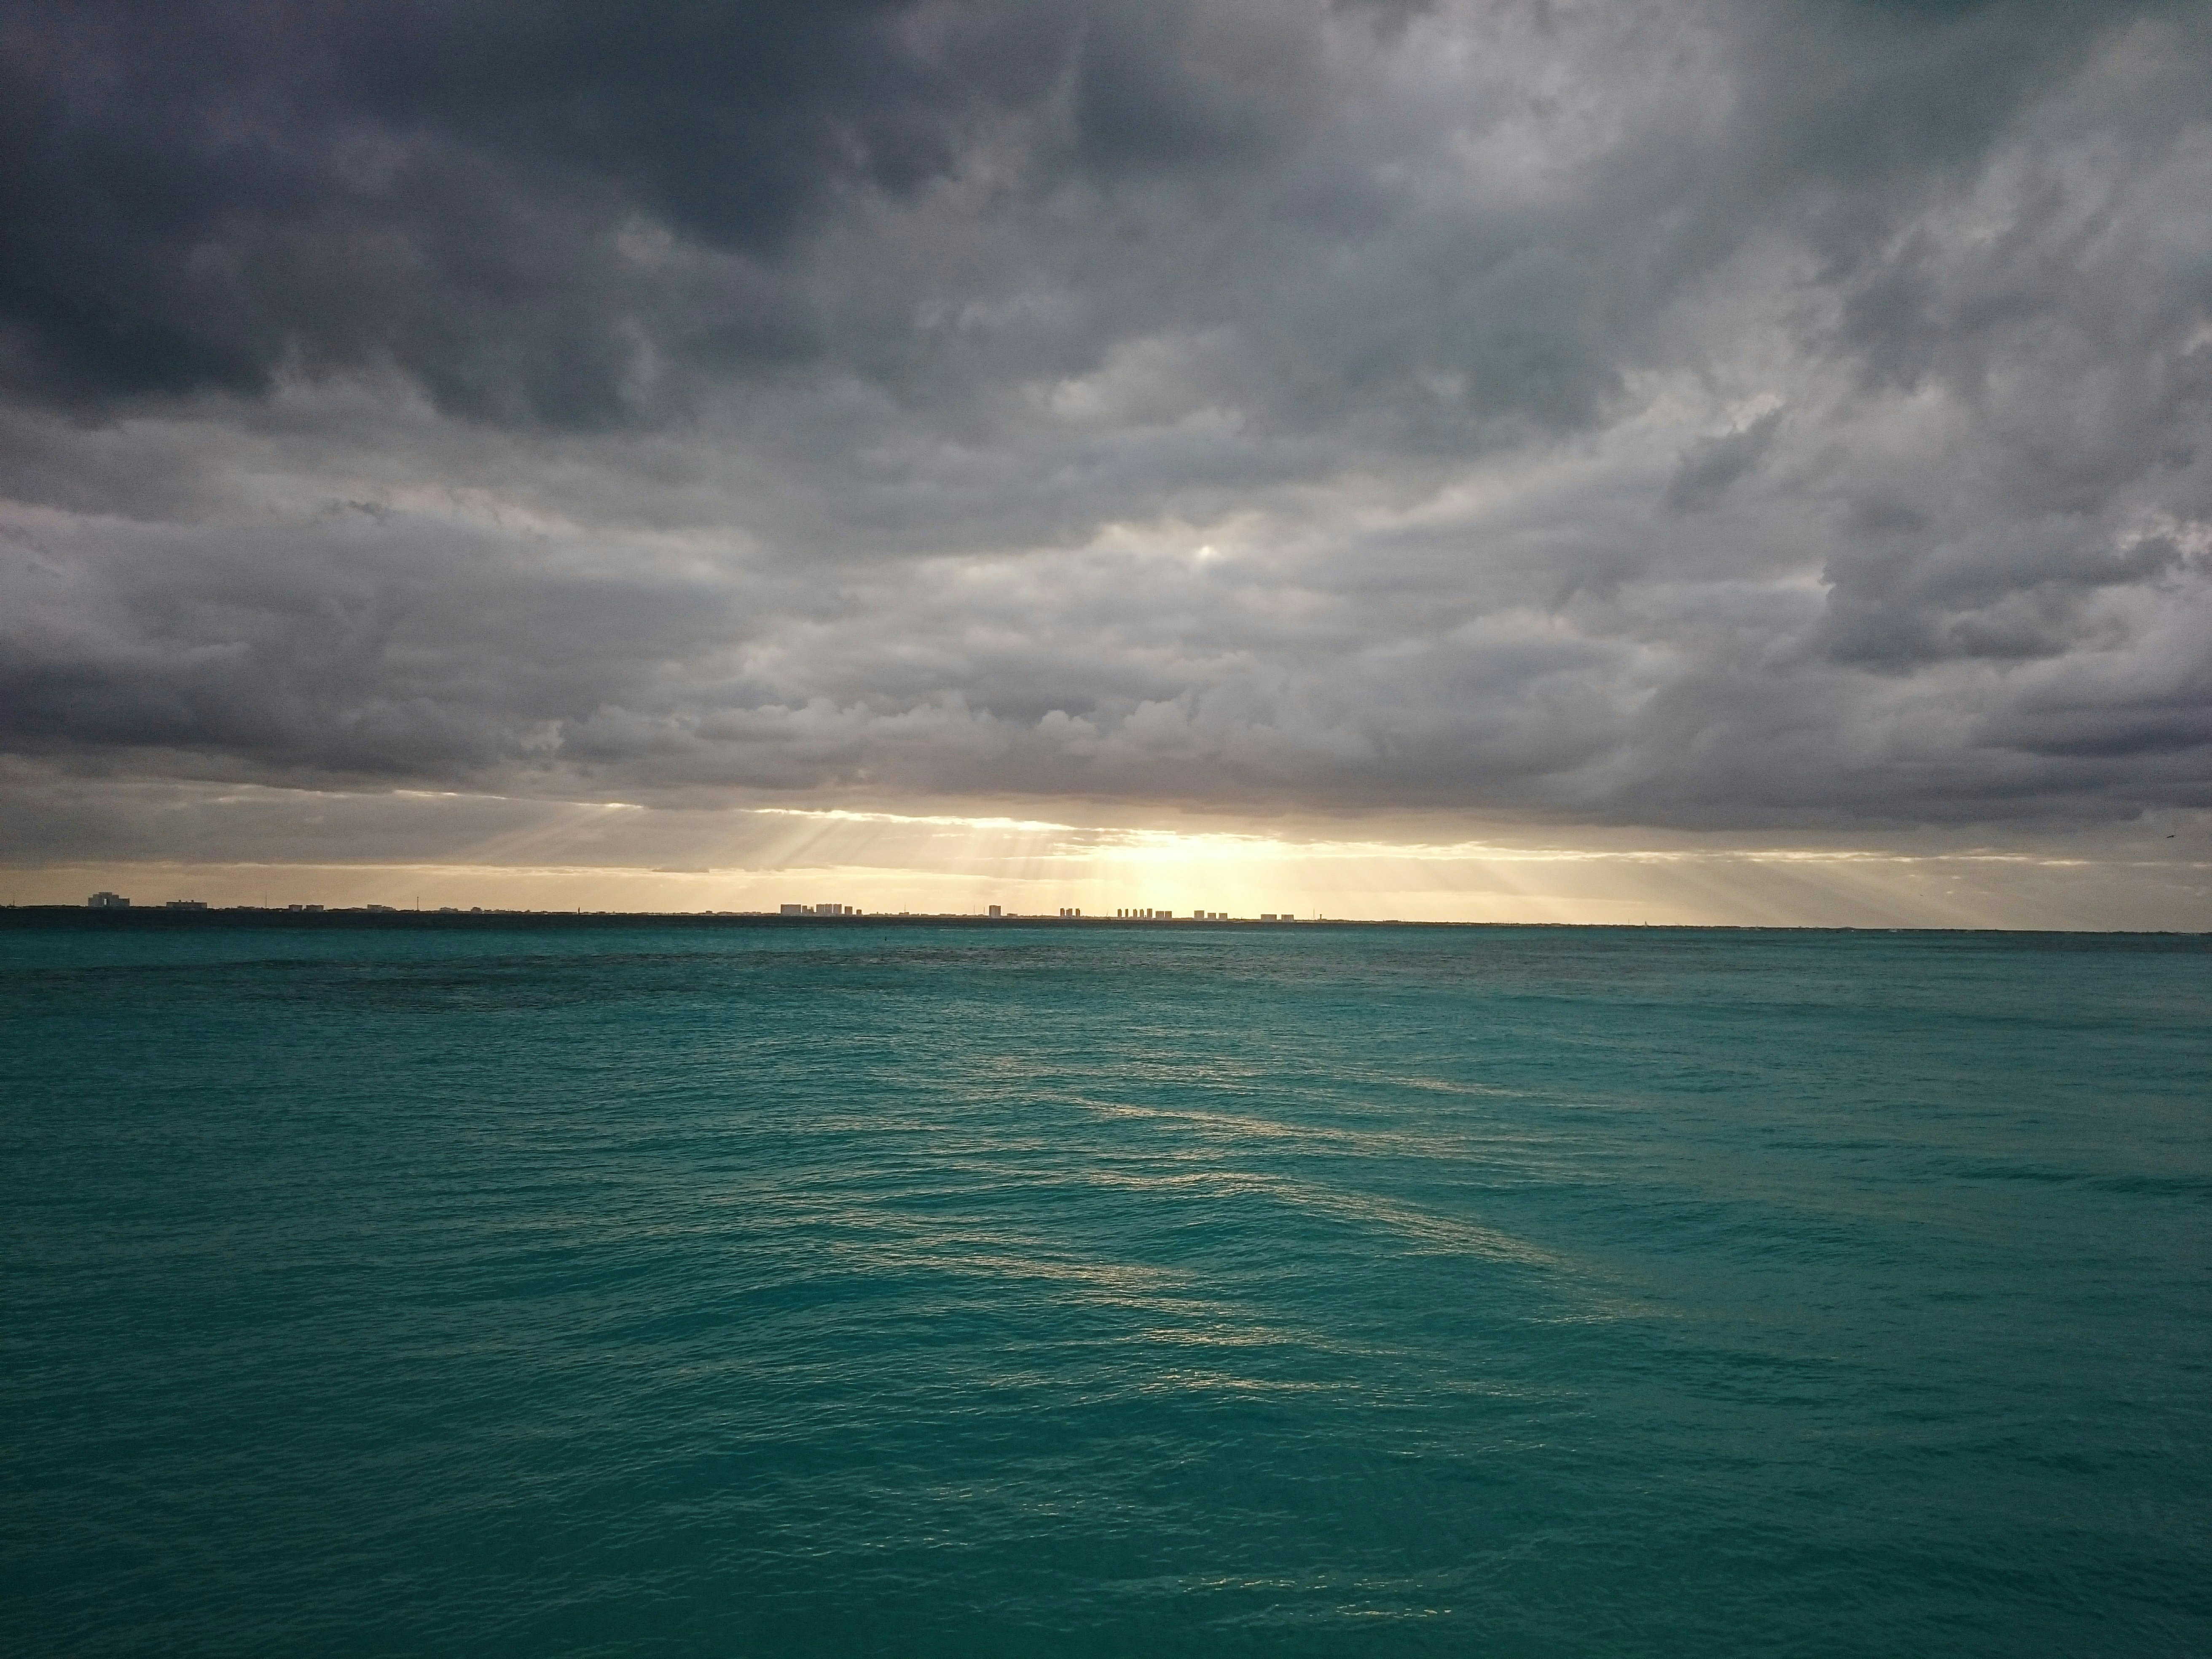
[{"left": 3, "top": 920, "right": 2207, "bottom": 1655}]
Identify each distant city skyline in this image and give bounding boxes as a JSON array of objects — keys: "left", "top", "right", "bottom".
[{"left": 10, "top": 798, "right": 2204, "bottom": 928}]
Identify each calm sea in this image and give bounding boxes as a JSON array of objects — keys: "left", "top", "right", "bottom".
[{"left": 3, "top": 921, "right": 2207, "bottom": 1655}]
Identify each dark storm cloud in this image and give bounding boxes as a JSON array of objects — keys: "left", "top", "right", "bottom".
[
  {"left": 0, "top": 0, "right": 2208, "bottom": 840},
  {"left": 0, "top": 0, "right": 1089, "bottom": 421},
  {"left": 0, "top": 0, "right": 1702, "bottom": 433}
]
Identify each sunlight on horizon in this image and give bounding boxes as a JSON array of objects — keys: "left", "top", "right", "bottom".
[{"left": 8, "top": 799, "right": 2207, "bottom": 930}]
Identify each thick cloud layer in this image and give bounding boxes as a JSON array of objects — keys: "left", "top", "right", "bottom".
[{"left": 2, "top": 0, "right": 2208, "bottom": 837}]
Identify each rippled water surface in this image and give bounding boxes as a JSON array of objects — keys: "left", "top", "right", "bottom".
[{"left": 4, "top": 921, "right": 2208, "bottom": 1655}]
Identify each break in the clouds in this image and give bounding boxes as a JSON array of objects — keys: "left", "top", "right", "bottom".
[{"left": 2, "top": 0, "right": 2209, "bottom": 865}]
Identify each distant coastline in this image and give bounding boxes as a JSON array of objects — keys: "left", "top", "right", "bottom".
[{"left": 1, "top": 906, "right": 2204, "bottom": 937}]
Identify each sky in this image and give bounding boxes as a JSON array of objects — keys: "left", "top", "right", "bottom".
[{"left": 3, "top": 0, "right": 2209, "bottom": 924}]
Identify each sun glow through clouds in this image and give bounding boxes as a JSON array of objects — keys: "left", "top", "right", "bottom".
[{"left": 8, "top": 778, "right": 2202, "bottom": 929}]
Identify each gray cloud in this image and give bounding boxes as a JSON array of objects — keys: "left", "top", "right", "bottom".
[
  {"left": 0, "top": 0, "right": 2208, "bottom": 846},
  {"left": 1664, "top": 411, "right": 1784, "bottom": 514}
]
